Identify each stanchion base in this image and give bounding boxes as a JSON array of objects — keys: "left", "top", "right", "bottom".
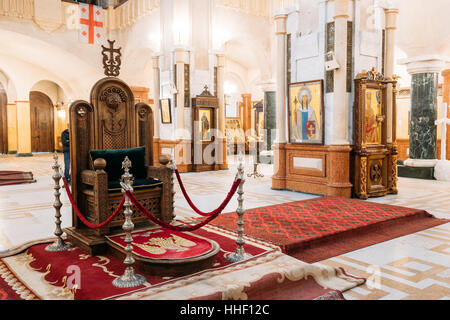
[
  {"left": 45, "top": 241, "right": 72, "bottom": 252},
  {"left": 112, "top": 271, "right": 146, "bottom": 288},
  {"left": 225, "top": 252, "right": 253, "bottom": 263}
]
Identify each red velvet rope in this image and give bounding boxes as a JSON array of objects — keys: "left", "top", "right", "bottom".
[
  {"left": 125, "top": 178, "right": 241, "bottom": 232},
  {"left": 62, "top": 178, "right": 126, "bottom": 229},
  {"left": 175, "top": 169, "right": 241, "bottom": 217}
]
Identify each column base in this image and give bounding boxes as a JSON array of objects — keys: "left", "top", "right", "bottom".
[
  {"left": 403, "top": 159, "right": 438, "bottom": 168},
  {"left": 271, "top": 143, "right": 287, "bottom": 190},
  {"left": 398, "top": 165, "right": 435, "bottom": 180},
  {"left": 7, "top": 151, "right": 17, "bottom": 155},
  {"left": 16, "top": 153, "right": 33, "bottom": 157},
  {"left": 219, "top": 138, "right": 228, "bottom": 170}
]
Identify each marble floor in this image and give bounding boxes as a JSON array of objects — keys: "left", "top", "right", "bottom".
[{"left": 0, "top": 153, "right": 449, "bottom": 300}]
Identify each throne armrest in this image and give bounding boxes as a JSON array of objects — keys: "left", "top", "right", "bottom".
[
  {"left": 80, "top": 160, "right": 109, "bottom": 232},
  {"left": 147, "top": 163, "right": 175, "bottom": 223},
  {"left": 80, "top": 170, "right": 97, "bottom": 186},
  {"left": 147, "top": 165, "right": 172, "bottom": 183}
]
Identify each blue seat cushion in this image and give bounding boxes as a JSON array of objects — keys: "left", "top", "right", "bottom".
[
  {"left": 107, "top": 178, "right": 163, "bottom": 193},
  {"left": 89, "top": 147, "right": 147, "bottom": 182}
]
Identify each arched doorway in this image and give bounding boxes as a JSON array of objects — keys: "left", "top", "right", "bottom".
[
  {"left": 30, "top": 91, "right": 54, "bottom": 152},
  {"left": 0, "top": 84, "right": 7, "bottom": 154}
]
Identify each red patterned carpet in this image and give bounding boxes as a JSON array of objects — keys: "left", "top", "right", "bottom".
[
  {"left": 0, "top": 171, "right": 36, "bottom": 186},
  {"left": 211, "top": 196, "right": 449, "bottom": 263},
  {"left": 0, "top": 227, "right": 363, "bottom": 300}
]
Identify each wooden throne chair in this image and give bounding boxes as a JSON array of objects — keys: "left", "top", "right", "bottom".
[{"left": 64, "top": 77, "right": 175, "bottom": 255}]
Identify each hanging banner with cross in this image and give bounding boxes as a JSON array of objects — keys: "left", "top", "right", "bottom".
[{"left": 79, "top": 3, "right": 104, "bottom": 45}]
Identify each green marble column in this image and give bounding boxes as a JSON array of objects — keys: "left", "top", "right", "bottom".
[
  {"left": 409, "top": 73, "right": 439, "bottom": 159},
  {"left": 263, "top": 91, "right": 276, "bottom": 151}
]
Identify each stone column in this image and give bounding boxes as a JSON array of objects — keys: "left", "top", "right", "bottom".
[
  {"left": 272, "top": 12, "right": 288, "bottom": 190},
  {"left": 16, "top": 100, "right": 32, "bottom": 157},
  {"left": 261, "top": 89, "right": 276, "bottom": 164},
  {"left": 442, "top": 69, "right": 450, "bottom": 161},
  {"left": 152, "top": 54, "right": 161, "bottom": 165},
  {"left": 216, "top": 53, "right": 228, "bottom": 169},
  {"left": 174, "top": 47, "right": 191, "bottom": 172},
  {"left": 331, "top": 0, "right": 350, "bottom": 145},
  {"left": 384, "top": 8, "right": 399, "bottom": 144},
  {"left": 7, "top": 103, "right": 17, "bottom": 154},
  {"left": 400, "top": 56, "right": 445, "bottom": 171},
  {"left": 274, "top": 13, "right": 288, "bottom": 145},
  {"left": 241, "top": 93, "right": 252, "bottom": 133},
  {"left": 174, "top": 47, "right": 186, "bottom": 138},
  {"left": 260, "top": 81, "right": 276, "bottom": 154}
]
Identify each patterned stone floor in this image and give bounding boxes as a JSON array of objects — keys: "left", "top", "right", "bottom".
[{"left": 0, "top": 153, "right": 449, "bottom": 300}]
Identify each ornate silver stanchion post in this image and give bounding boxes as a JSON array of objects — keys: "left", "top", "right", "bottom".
[
  {"left": 226, "top": 153, "right": 253, "bottom": 263},
  {"left": 112, "top": 156, "right": 146, "bottom": 288},
  {"left": 247, "top": 138, "right": 264, "bottom": 179},
  {"left": 46, "top": 152, "right": 72, "bottom": 252}
]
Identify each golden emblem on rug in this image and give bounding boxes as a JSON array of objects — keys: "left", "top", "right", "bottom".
[
  {"left": 106, "top": 228, "right": 214, "bottom": 260},
  {"left": 133, "top": 234, "right": 197, "bottom": 255}
]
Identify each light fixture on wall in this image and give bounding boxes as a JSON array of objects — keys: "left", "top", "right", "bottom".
[
  {"left": 325, "top": 51, "right": 340, "bottom": 71},
  {"left": 57, "top": 109, "right": 66, "bottom": 119},
  {"left": 169, "top": 82, "right": 178, "bottom": 95},
  {"left": 56, "top": 102, "right": 66, "bottom": 119}
]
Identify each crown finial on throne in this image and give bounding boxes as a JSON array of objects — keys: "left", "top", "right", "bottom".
[{"left": 101, "top": 39, "right": 122, "bottom": 77}]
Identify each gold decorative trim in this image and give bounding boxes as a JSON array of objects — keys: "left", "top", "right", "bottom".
[
  {"left": 0, "top": 260, "right": 37, "bottom": 300},
  {"left": 360, "top": 157, "right": 368, "bottom": 197}
]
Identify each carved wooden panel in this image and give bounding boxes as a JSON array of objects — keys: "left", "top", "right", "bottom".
[{"left": 90, "top": 78, "right": 136, "bottom": 150}]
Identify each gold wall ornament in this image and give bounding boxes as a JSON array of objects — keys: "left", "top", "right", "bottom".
[
  {"left": 46, "top": 152, "right": 72, "bottom": 252},
  {"left": 391, "top": 155, "right": 398, "bottom": 193},
  {"left": 360, "top": 157, "right": 368, "bottom": 198}
]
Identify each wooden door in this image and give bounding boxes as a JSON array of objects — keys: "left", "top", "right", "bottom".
[
  {"left": 30, "top": 91, "right": 54, "bottom": 152},
  {"left": 0, "top": 88, "right": 7, "bottom": 154}
]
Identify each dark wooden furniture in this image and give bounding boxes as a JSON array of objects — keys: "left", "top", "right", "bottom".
[
  {"left": 30, "top": 91, "right": 55, "bottom": 153},
  {"left": 191, "top": 86, "right": 220, "bottom": 172},
  {"left": 351, "top": 68, "right": 398, "bottom": 199},
  {"left": 64, "top": 77, "right": 175, "bottom": 254}
]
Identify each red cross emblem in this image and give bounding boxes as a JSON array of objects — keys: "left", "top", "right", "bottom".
[{"left": 80, "top": 4, "right": 103, "bottom": 44}]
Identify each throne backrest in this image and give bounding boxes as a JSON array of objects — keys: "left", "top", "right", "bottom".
[{"left": 69, "top": 78, "right": 154, "bottom": 202}]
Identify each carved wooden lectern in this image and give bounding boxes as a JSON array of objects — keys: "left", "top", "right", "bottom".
[
  {"left": 191, "top": 86, "right": 220, "bottom": 172},
  {"left": 351, "top": 68, "right": 399, "bottom": 199}
]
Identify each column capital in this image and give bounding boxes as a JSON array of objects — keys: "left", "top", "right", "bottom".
[
  {"left": 258, "top": 80, "right": 276, "bottom": 92},
  {"left": 333, "top": 0, "right": 350, "bottom": 19},
  {"left": 399, "top": 55, "right": 449, "bottom": 75},
  {"left": 216, "top": 54, "right": 226, "bottom": 68},
  {"left": 385, "top": 8, "right": 399, "bottom": 30},
  {"left": 174, "top": 47, "right": 189, "bottom": 63},
  {"left": 274, "top": 13, "right": 288, "bottom": 35},
  {"left": 442, "top": 69, "right": 450, "bottom": 79},
  {"left": 152, "top": 55, "right": 160, "bottom": 68}
]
